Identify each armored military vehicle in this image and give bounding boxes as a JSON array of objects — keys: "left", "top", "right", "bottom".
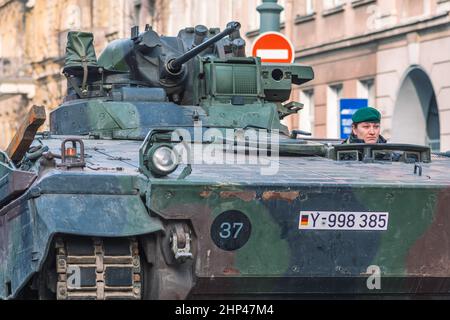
[{"left": 1, "top": 21, "right": 450, "bottom": 300}]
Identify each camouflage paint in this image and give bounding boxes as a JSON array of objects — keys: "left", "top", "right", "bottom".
[
  {"left": 0, "top": 173, "right": 163, "bottom": 299},
  {"left": 147, "top": 182, "right": 450, "bottom": 296},
  {"left": 51, "top": 99, "right": 286, "bottom": 139},
  {"left": 2, "top": 21, "right": 450, "bottom": 300}
]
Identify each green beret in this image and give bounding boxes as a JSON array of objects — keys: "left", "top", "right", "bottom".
[{"left": 352, "top": 107, "right": 381, "bottom": 124}]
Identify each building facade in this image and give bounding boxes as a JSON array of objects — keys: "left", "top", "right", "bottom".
[
  {"left": 276, "top": 0, "right": 450, "bottom": 151},
  {"left": 0, "top": 0, "right": 32, "bottom": 148},
  {"left": 0, "top": 0, "right": 139, "bottom": 149},
  {"left": 1, "top": 0, "right": 450, "bottom": 151}
]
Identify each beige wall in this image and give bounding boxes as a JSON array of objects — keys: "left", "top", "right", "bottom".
[
  {"left": 160, "top": 0, "right": 261, "bottom": 36},
  {"left": 0, "top": 0, "right": 28, "bottom": 147},
  {"left": 24, "top": 0, "right": 135, "bottom": 112},
  {"left": 0, "top": 0, "right": 135, "bottom": 149}
]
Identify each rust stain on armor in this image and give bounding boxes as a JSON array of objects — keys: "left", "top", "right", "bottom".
[
  {"left": 200, "top": 191, "right": 212, "bottom": 198},
  {"left": 262, "top": 191, "right": 299, "bottom": 203},
  {"left": 223, "top": 267, "right": 240, "bottom": 275},
  {"left": 220, "top": 191, "right": 256, "bottom": 202}
]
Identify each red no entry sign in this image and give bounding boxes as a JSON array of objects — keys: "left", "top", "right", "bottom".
[{"left": 251, "top": 32, "right": 295, "bottom": 64}]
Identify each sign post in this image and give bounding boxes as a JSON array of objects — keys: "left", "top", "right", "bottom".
[{"left": 340, "top": 99, "right": 368, "bottom": 139}]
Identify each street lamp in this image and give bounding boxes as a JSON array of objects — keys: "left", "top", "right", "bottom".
[{"left": 257, "top": 0, "right": 284, "bottom": 33}]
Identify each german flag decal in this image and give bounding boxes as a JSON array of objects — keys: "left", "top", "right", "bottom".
[{"left": 300, "top": 214, "right": 309, "bottom": 227}]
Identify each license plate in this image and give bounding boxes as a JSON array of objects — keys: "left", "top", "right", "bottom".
[{"left": 299, "top": 211, "right": 389, "bottom": 231}]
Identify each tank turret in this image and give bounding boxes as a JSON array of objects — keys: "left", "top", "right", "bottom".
[
  {"left": 63, "top": 22, "right": 247, "bottom": 104},
  {"left": 52, "top": 22, "right": 314, "bottom": 139}
]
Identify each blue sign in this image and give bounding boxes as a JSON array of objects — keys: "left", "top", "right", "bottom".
[{"left": 340, "top": 99, "right": 368, "bottom": 139}]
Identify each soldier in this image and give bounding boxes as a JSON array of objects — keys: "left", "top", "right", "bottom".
[{"left": 344, "top": 107, "right": 387, "bottom": 144}]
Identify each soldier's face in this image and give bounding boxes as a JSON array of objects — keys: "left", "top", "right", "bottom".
[{"left": 353, "top": 122, "right": 381, "bottom": 144}]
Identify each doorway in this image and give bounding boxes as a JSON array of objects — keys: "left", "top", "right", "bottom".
[{"left": 392, "top": 67, "right": 440, "bottom": 151}]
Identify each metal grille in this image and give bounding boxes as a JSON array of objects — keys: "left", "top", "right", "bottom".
[
  {"left": 234, "top": 66, "right": 257, "bottom": 95},
  {"left": 215, "top": 64, "right": 257, "bottom": 95}
]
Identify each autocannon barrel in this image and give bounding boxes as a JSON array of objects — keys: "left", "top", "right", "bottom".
[{"left": 166, "top": 21, "right": 241, "bottom": 74}]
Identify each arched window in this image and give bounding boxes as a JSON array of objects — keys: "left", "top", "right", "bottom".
[{"left": 393, "top": 67, "right": 440, "bottom": 151}]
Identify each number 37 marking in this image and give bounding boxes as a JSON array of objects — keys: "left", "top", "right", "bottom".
[{"left": 220, "top": 222, "right": 244, "bottom": 239}]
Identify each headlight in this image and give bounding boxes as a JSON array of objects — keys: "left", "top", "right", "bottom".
[{"left": 148, "top": 145, "right": 179, "bottom": 177}]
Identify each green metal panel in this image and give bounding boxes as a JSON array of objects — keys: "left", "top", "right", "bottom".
[{"left": 97, "top": 39, "right": 133, "bottom": 72}]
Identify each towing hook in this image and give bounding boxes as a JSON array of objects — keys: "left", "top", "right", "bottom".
[
  {"left": 58, "top": 138, "right": 86, "bottom": 169},
  {"left": 170, "top": 224, "right": 193, "bottom": 263}
]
